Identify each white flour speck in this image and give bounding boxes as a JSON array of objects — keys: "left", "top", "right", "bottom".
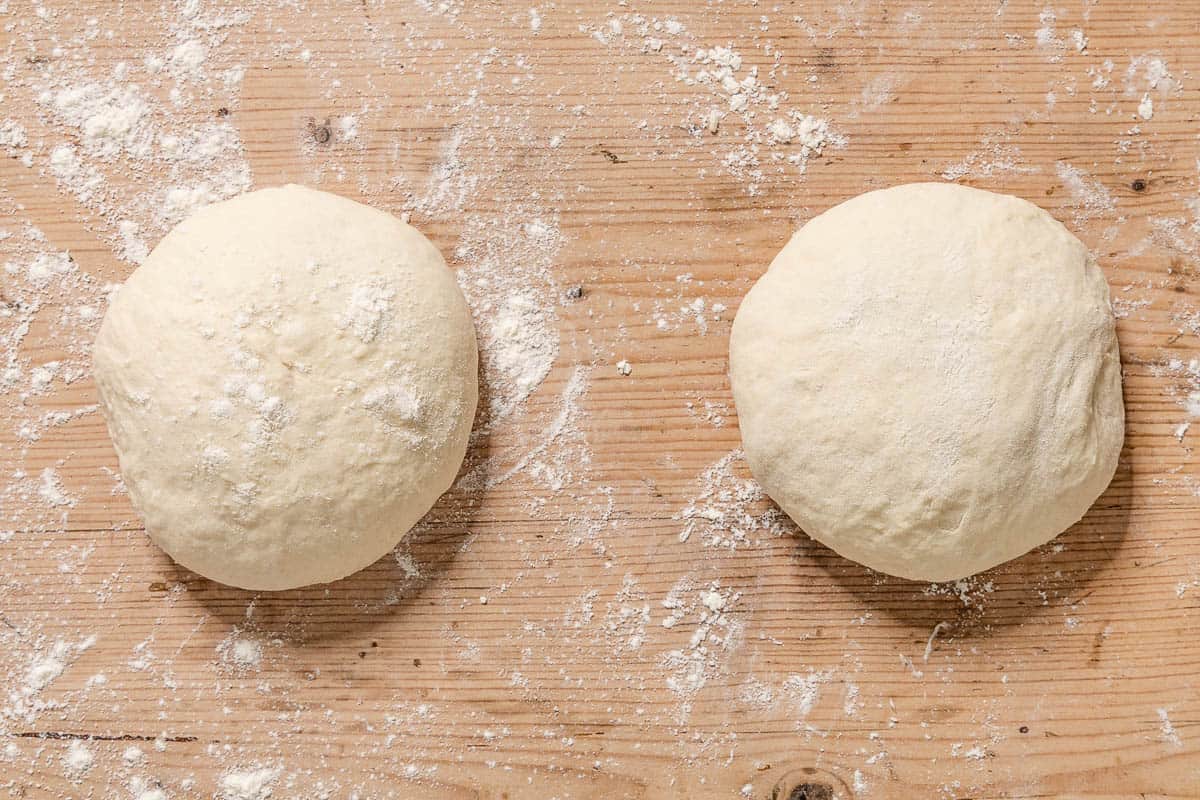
[
  {"left": 63, "top": 740, "right": 94, "bottom": 780},
  {"left": 1158, "top": 708, "right": 1182, "bottom": 746},
  {"left": 219, "top": 766, "right": 281, "bottom": 800}
]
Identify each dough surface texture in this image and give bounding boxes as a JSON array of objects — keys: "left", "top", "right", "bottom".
[
  {"left": 729, "top": 182, "right": 1123, "bottom": 582},
  {"left": 94, "top": 185, "right": 478, "bottom": 590}
]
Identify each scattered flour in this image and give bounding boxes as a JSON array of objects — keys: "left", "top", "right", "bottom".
[
  {"left": 584, "top": 12, "right": 841, "bottom": 191},
  {"left": 30, "top": 39, "right": 252, "bottom": 255},
  {"left": 37, "top": 467, "right": 76, "bottom": 508},
  {"left": 131, "top": 784, "right": 168, "bottom": 800},
  {"left": 782, "top": 670, "right": 833, "bottom": 723},
  {"left": 217, "top": 630, "right": 264, "bottom": 671},
  {"left": 1055, "top": 161, "right": 1116, "bottom": 224},
  {"left": 62, "top": 740, "right": 95, "bottom": 780},
  {"left": 0, "top": 120, "right": 29, "bottom": 153},
  {"left": 1158, "top": 708, "right": 1182, "bottom": 747},
  {"left": 1137, "top": 94, "right": 1154, "bottom": 121},
  {"left": 1034, "top": 8, "right": 1064, "bottom": 59},
  {"left": 924, "top": 621, "right": 950, "bottom": 662},
  {"left": 1125, "top": 55, "right": 1176, "bottom": 95},
  {"left": 855, "top": 74, "right": 899, "bottom": 113},
  {"left": 26, "top": 648, "right": 67, "bottom": 691},
  {"left": 167, "top": 39, "right": 208, "bottom": 81},
  {"left": 676, "top": 450, "right": 786, "bottom": 548},
  {"left": 661, "top": 583, "right": 743, "bottom": 719},
  {"left": 219, "top": 766, "right": 281, "bottom": 800},
  {"left": 485, "top": 292, "right": 559, "bottom": 414}
]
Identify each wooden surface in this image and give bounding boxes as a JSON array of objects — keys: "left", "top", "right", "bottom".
[{"left": 2, "top": 1, "right": 1200, "bottom": 797}]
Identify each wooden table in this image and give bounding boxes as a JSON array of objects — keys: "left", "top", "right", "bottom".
[{"left": 2, "top": 1, "right": 1198, "bottom": 797}]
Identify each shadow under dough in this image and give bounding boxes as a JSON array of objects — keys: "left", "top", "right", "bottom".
[{"left": 796, "top": 449, "right": 1135, "bottom": 636}]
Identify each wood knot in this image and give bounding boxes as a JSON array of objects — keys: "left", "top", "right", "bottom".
[
  {"left": 307, "top": 117, "right": 332, "bottom": 145},
  {"left": 770, "top": 767, "right": 851, "bottom": 800},
  {"left": 786, "top": 784, "right": 834, "bottom": 800}
]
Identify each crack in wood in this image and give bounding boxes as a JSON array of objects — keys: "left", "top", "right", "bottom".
[
  {"left": 7, "top": 731, "right": 199, "bottom": 743},
  {"left": 0, "top": 613, "right": 24, "bottom": 636},
  {"left": 597, "top": 146, "right": 627, "bottom": 163}
]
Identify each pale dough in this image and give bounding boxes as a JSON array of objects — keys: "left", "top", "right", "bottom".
[
  {"left": 94, "top": 185, "right": 478, "bottom": 590},
  {"left": 729, "top": 182, "right": 1124, "bottom": 582}
]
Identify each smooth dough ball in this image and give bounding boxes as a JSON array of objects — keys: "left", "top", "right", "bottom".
[
  {"left": 94, "top": 185, "right": 478, "bottom": 590},
  {"left": 730, "top": 182, "right": 1124, "bottom": 582}
]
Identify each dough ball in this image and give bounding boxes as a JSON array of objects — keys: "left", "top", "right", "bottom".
[
  {"left": 94, "top": 185, "right": 478, "bottom": 590},
  {"left": 729, "top": 183, "right": 1123, "bottom": 582}
]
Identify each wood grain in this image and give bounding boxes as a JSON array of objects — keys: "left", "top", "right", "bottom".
[{"left": 2, "top": 1, "right": 1199, "bottom": 798}]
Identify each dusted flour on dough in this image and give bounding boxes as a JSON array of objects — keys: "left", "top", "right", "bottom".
[
  {"left": 730, "top": 182, "right": 1124, "bottom": 581},
  {"left": 93, "top": 185, "right": 478, "bottom": 590}
]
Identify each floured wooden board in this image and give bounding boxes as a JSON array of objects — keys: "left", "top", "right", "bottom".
[{"left": 1, "top": 1, "right": 1198, "bottom": 797}]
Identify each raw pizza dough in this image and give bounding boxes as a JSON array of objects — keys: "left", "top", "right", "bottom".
[
  {"left": 729, "top": 182, "right": 1124, "bottom": 582},
  {"left": 94, "top": 185, "right": 478, "bottom": 590}
]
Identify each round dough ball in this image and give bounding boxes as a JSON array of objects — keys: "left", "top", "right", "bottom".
[
  {"left": 94, "top": 185, "right": 478, "bottom": 590},
  {"left": 730, "top": 182, "right": 1123, "bottom": 582}
]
